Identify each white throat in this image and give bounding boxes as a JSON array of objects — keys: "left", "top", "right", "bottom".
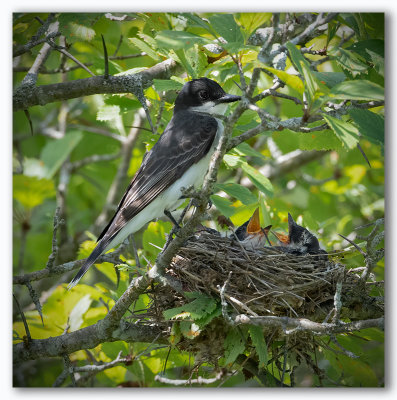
[{"left": 189, "top": 101, "right": 228, "bottom": 116}]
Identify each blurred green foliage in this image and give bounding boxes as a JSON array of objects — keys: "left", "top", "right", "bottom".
[{"left": 13, "top": 12, "right": 384, "bottom": 387}]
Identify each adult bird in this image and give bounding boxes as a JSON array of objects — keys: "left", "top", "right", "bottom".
[{"left": 68, "top": 78, "right": 241, "bottom": 288}]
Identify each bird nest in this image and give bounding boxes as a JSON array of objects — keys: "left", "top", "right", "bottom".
[{"left": 167, "top": 230, "right": 348, "bottom": 319}]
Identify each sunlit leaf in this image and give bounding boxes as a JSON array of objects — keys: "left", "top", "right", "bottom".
[
  {"left": 13, "top": 175, "right": 55, "bottom": 209},
  {"left": 322, "top": 114, "right": 360, "bottom": 149}
]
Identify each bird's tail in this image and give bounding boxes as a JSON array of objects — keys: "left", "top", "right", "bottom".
[{"left": 67, "top": 239, "right": 108, "bottom": 290}]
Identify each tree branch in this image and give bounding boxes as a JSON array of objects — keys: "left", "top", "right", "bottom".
[{"left": 13, "top": 58, "right": 178, "bottom": 111}]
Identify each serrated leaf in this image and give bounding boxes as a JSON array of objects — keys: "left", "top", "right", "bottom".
[
  {"left": 209, "top": 14, "right": 244, "bottom": 47},
  {"left": 329, "top": 47, "right": 368, "bottom": 77},
  {"left": 349, "top": 108, "right": 384, "bottom": 145},
  {"left": 210, "top": 194, "right": 236, "bottom": 218},
  {"left": 69, "top": 294, "right": 92, "bottom": 331},
  {"left": 261, "top": 65, "right": 304, "bottom": 94},
  {"left": 323, "top": 115, "right": 360, "bottom": 149},
  {"left": 249, "top": 325, "right": 268, "bottom": 368},
  {"left": 224, "top": 328, "right": 246, "bottom": 365},
  {"left": 155, "top": 30, "right": 208, "bottom": 50},
  {"left": 153, "top": 79, "right": 183, "bottom": 93},
  {"left": 215, "top": 182, "right": 257, "bottom": 205},
  {"left": 329, "top": 80, "right": 384, "bottom": 102},
  {"left": 163, "top": 294, "right": 217, "bottom": 321},
  {"left": 13, "top": 175, "right": 56, "bottom": 209},
  {"left": 40, "top": 131, "right": 83, "bottom": 179},
  {"left": 128, "top": 37, "right": 161, "bottom": 61},
  {"left": 96, "top": 105, "right": 125, "bottom": 135}
]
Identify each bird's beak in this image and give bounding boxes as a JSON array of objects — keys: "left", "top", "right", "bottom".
[
  {"left": 271, "top": 230, "right": 290, "bottom": 244},
  {"left": 216, "top": 93, "right": 241, "bottom": 104},
  {"left": 246, "top": 208, "right": 261, "bottom": 234}
]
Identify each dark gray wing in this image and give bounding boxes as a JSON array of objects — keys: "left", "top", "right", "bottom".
[{"left": 99, "top": 111, "right": 218, "bottom": 243}]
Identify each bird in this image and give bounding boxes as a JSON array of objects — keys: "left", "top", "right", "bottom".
[
  {"left": 68, "top": 78, "right": 241, "bottom": 288},
  {"left": 233, "top": 208, "right": 272, "bottom": 250},
  {"left": 272, "top": 213, "right": 327, "bottom": 257}
]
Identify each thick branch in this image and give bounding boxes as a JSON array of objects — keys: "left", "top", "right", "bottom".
[
  {"left": 234, "top": 314, "right": 384, "bottom": 335},
  {"left": 13, "top": 58, "right": 178, "bottom": 111},
  {"left": 13, "top": 319, "right": 165, "bottom": 364}
]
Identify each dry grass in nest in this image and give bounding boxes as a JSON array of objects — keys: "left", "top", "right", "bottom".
[{"left": 168, "top": 231, "right": 346, "bottom": 319}]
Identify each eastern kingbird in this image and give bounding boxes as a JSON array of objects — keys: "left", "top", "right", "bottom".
[
  {"left": 234, "top": 208, "right": 272, "bottom": 249},
  {"left": 272, "top": 213, "right": 327, "bottom": 256},
  {"left": 68, "top": 78, "right": 241, "bottom": 288}
]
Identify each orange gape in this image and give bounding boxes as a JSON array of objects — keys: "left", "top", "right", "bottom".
[{"left": 272, "top": 231, "right": 290, "bottom": 244}]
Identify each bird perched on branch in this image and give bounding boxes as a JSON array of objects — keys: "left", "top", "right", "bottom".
[{"left": 68, "top": 78, "right": 241, "bottom": 288}]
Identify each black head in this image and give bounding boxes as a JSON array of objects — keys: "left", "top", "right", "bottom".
[
  {"left": 287, "top": 213, "right": 322, "bottom": 254},
  {"left": 174, "top": 78, "right": 241, "bottom": 113}
]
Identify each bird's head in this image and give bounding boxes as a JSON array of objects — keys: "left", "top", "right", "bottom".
[{"left": 174, "top": 77, "right": 241, "bottom": 115}]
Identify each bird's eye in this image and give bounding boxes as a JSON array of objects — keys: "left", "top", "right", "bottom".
[{"left": 198, "top": 90, "right": 209, "bottom": 100}]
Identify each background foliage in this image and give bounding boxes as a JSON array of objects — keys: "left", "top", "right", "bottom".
[{"left": 13, "top": 12, "right": 384, "bottom": 387}]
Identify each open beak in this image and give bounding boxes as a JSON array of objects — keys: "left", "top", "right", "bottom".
[
  {"left": 246, "top": 208, "right": 261, "bottom": 234},
  {"left": 271, "top": 230, "right": 290, "bottom": 245},
  {"left": 216, "top": 93, "right": 241, "bottom": 104}
]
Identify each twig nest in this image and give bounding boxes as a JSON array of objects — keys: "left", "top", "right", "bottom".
[{"left": 169, "top": 230, "right": 344, "bottom": 318}]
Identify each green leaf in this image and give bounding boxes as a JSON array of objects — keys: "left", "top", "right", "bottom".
[
  {"left": 237, "top": 13, "right": 272, "bottom": 36},
  {"left": 209, "top": 14, "right": 244, "bottom": 46},
  {"left": 240, "top": 162, "right": 273, "bottom": 197},
  {"left": 272, "top": 129, "right": 344, "bottom": 151},
  {"left": 69, "top": 294, "right": 92, "bottom": 331},
  {"left": 261, "top": 65, "right": 304, "bottom": 94},
  {"left": 313, "top": 71, "right": 346, "bottom": 88},
  {"left": 96, "top": 105, "right": 125, "bottom": 135},
  {"left": 40, "top": 131, "right": 83, "bottom": 179},
  {"left": 153, "top": 79, "right": 184, "bottom": 92},
  {"left": 233, "top": 142, "right": 267, "bottom": 160},
  {"left": 349, "top": 108, "right": 384, "bottom": 145},
  {"left": 322, "top": 115, "right": 360, "bottom": 149},
  {"left": 215, "top": 182, "right": 257, "bottom": 205},
  {"left": 155, "top": 30, "right": 208, "bottom": 50},
  {"left": 223, "top": 153, "right": 244, "bottom": 168},
  {"left": 128, "top": 37, "right": 161, "bottom": 61},
  {"left": 347, "top": 39, "right": 384, "bottom": 59},
  {"left": 184, "top": 44, "right": 208, "bottom": 79},
  {"left": 249, "top": 325, "right": 268, "bottom": 368},
  {"left": 329, "top": 80, "right": 384, "bottom": 102},
  {"left": 329, "top": 47, "right": 369, "bottom": 77},
  {"left": 366, "top": 49, "right": 384, "bottom": 77},
  {"left": 285, "top": 41, "right": 308, "bottom": 76},
  {"left": 163, "top": 294, "right": 217, "bottom": 321},
  {"left": 210, "top": 194, "right": 236, "bottom": 218},
  {"left": 223, "top": 328, "right": 246, "bottom": 365},
  {"left": 58, "top": 13, "right": 100, "bottom": 43}
]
